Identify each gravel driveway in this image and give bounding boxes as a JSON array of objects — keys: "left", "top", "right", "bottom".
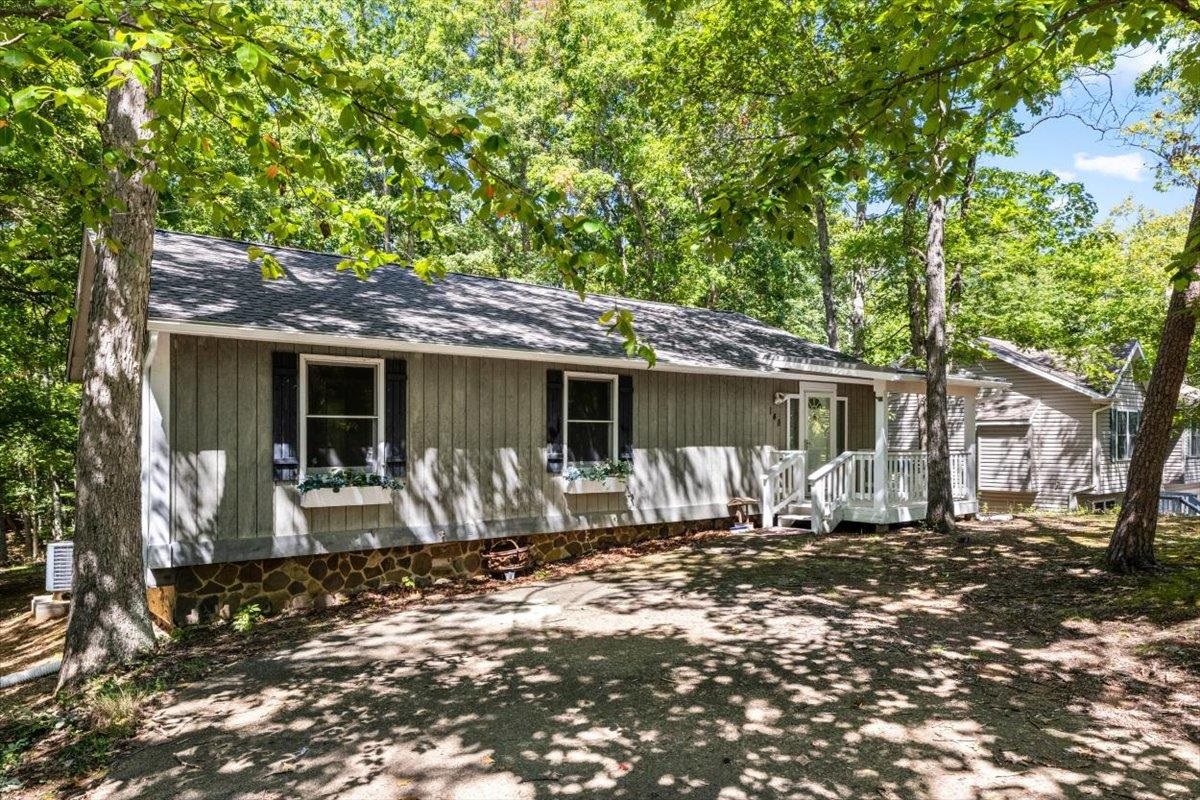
[{"left": 90, "top": 525, "right": 1200, "bottom": 800}]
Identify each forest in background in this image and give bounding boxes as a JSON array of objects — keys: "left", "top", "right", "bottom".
[{"left": 1, "top": 0, "right": 1196, "bottom": 560}]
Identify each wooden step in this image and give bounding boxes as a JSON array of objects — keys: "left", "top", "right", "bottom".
[
  {"left": 777, "top": 513, "right": 812, "bottom": 527},
  {"left": 787, "top": 503, "right": 813, "bottom": 516}
]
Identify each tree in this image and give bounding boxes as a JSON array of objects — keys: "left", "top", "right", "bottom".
[
  {"left": 2, "top": 0, "right": 609, "bottom": 690},
  {"left": 59, "top": 45, "right": 161, "bottom": 688},
  {"left": 1108, "top": 47, "right": 1200, "bottom": 572}
]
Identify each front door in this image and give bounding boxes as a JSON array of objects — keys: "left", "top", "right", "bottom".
[
  {"left": 803, "top": 393, "right": 834, "bottom": 471},
  {"left": 785, "top": 391, "right": 836, "bottom": 470}
]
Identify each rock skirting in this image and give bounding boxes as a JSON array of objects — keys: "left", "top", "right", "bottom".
[{"left": 169, "top": 519, "right": 727, "bottom": 625}]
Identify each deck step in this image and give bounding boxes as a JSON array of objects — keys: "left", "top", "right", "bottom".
[
  {"left": 777, "top": 513, "right": 812, "bottom": 528},
  {"left": 787, "top": 503, "right": 813, "bottom": 516}
]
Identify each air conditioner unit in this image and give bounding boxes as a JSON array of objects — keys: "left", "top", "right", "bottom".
[{"left": 45, "top": 541, "right": 74, "bottom": 594}]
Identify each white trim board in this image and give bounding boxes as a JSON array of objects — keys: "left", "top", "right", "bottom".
[
  {"left": 982, "top": 347, "right": 1107, "bottom": 400},
  {"left": 146, "top": 317, "right": 1001, "bottom": 391}
]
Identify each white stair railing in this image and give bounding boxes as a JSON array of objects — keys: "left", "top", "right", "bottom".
[
  {"left": 809, "top": 451, "right": 873, "bottom": 534},
  {"left": 761, "top": 449, "right": 806, "bottom": 528}
]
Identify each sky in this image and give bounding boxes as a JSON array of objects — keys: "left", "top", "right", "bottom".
[{"left": 982, "top": 45, "right": 1194, "bottom": 221}]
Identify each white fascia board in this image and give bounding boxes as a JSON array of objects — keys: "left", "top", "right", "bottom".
[
  {"left": 151, "top": 317, "right": 976, "bottom": 386},
  {"left": 985, "top": 349, "right": 1107, "bottom": 400},
  {"left": 1104, "top": 343, "right": 1144, "bottom": 399}
]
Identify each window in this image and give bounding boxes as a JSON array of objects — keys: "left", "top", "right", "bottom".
[
  {"left": 1187, "top": 424, "right": 1200, "bottom": 459},
  {"left": 300, "top": 355, "right": 384, "bottom": 474},
  {"left": 1110, "top": 408, "right": 1141, "bottom": 462},
  {"left": 565, "top": 373, "right": 617, "bottom": 463}
]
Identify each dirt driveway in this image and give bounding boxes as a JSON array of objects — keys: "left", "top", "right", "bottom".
[{"left": 91, "top": 520, "right": 1200, "bottom": 800}]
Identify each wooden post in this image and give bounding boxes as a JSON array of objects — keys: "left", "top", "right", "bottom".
[{"left": 873, "top": 381, "right": 888, "bottom": 510}]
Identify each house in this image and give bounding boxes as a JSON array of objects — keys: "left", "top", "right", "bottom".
[
  {"left": 68, "top": 230, "right": 997, "bottom": 625},
  {"left": 967, "top": 337, "right": 1199, "bottom": 512}
]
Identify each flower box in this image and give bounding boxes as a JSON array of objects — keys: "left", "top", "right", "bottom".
[
  {"left": 300, "top": 486, "right": 394, "bottom": 508},
  {"left": 562, "top": 477, "right": 628, "bottom": 495}
]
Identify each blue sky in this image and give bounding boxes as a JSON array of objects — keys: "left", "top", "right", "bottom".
[{"left": 982, "top": 45, "right": 1194, "bottom": 220}]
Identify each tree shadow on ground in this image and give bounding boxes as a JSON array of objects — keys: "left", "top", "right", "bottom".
[{"left": 89, "top": 517, "right": 1200, "bottom": 800}]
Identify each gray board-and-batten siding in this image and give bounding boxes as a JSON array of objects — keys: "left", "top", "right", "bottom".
[{"left": 148, "top": 333, "right": 879, "bottom": 569}]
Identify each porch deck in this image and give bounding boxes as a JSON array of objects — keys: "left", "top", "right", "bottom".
[{"left": 762, "top": 448, "right": 979, "bottom": 533}]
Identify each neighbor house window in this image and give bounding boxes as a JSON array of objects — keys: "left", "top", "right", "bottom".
[
  {"left": 1110, "top": 408, "right": 1141, "bottom": 462},
  {"left": 300, "top": 355, "right": 384, "bottom": 474},
  {"left": 565, "top": 373, "right": 617, "bottom": 463},
  {"left": 1187, "top": 424, "right": 1200, "bottom": 458}
]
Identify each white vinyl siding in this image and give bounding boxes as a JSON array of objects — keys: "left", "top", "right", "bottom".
[
  {"left": 978, "top": 425, "right": 1032, "bottom": 492},
  {"left": 971, "top": 359, "right": 1096, "bottom": 509},
  {"left": 886, "top": 394, "right": 966, "bottom": 451}
]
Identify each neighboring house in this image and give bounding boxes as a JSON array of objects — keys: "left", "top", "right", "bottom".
[
  {"left": 968, "top": 337, "right": 1198, "bottom": 512},
  {"left": 68, "top": 231, "right": 996, "bottom": 625}
]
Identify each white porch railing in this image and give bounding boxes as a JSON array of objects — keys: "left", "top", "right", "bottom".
[
  {"left": 764, "top": 448, "right": 974, "bottom": 533},
  {"left": 760, "top": 450, "right": 806, "bottom": 528},
  {"left": 809, "top": 451, "right": 873, "bottom": 534}
]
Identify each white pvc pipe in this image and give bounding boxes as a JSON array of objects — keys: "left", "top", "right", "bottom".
[{"left": 0, "top": 658, "right": 61, "bottom": 688}]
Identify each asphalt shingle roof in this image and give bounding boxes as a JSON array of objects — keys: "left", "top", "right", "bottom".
[
  {"left": 150, "top": 230, "right": 892, "bottom": 375},
  {"left": 977, "top": 336, "right": 1136, "bottom": 398}
]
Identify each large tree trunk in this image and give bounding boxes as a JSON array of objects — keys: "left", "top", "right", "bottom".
[
  {"left": 58, "top": 58, "right": 160, "bottom": 692},
  {"left": 848, "top": 192, "right": 868, "bottom": 359},
  {"left": 1107, "top": 187, "right": 1200, "bottom": 572},
  {"left": 815, "top": 194, "right": 838, "bottom": 350},
  {"left": 924, "top": 194, "right": 955, "bottom": 534}
]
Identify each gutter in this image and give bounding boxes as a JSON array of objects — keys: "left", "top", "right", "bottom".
[{"left": 146, "top": 318, "right": 1000, "bottom": 391}]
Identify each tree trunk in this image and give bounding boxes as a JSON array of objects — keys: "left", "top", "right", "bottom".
[
  {"left": 924, "top": 194, "right": 955, "bottom": 534},
  {"left": 0, "top": 477, "right": 8, "bottom": 565},
  {"left": 51, "top": 473, "right": 65, "bottom": 540},
  {"left": 58, "top": 56, "right": 160, "bottom": 692},
  {"left": 1107, "top": 186, "right": 1200, "bottom": 572},
  {"left": 902, "top": 193, "right": 925, "bottom": 363},
  {"left": 848, "top": 193, "right": 868, "bottom": 359},
  {"left": 816, "top": 194, "right": 838, "bottom": 350}
]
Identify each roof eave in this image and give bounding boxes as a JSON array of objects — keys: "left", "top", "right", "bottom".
[
  {"left": 147, "top": 317, "right": 993, "bottom": 389},
  {"left": 983, "top": 345, "right": 1107, "bottom": 400}
]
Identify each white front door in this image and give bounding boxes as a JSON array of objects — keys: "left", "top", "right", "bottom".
[
  {"left": 802, "top": 392, "right": 835, "bottom": 470},
  {"left": 785, "top": 390, "right": 837, "bottom": 470}
]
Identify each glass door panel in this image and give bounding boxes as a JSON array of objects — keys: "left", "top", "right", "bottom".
[
  {"left": 805, "top": 394, "right": 833, "bottom": 470},
  {"left": 786, "top": 397, "right": 802, "bottom": 451}
]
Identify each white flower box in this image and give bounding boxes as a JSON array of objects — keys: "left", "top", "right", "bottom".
[
  {"left": 562, "top": 477, "right": 628, "bottom": 495},
  {"left": 300, "top": 486, "right": 394, "bottom": 508}
]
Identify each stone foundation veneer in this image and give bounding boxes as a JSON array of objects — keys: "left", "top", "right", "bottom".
[{"left": 169, "top": 519, "right": 729, "bottom": 625}]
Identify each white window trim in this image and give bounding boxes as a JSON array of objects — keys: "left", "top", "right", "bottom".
[
  {"left": 1187, "top": 423, "right": 1200, "bottom": 459},
  {"left": 298, "top": 353, "right": 386, "bottom": 478},
  {"left": 563, "top": 371, "right": 618, "bottom": 465},
  {"left": 1111, "top": 407, "right": 1140, "bottom": 463}
]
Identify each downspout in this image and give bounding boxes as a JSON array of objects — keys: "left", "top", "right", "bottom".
[{"left": 1088, "top": 404, "right": 1109, "bottom": 503}]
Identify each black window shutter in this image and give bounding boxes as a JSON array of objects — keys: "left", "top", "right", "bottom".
[
  {"left": 384, "top": 359, "right": 407, "bottom": 477},
  {"left": 618, "top": 374, "right": 634, "bottom": 462},
  {"left": 272, "top": 351, "right": 299, "bottom": 481},
  {"left": 546, "top": 369, "right": 564, "bottom": 473}
]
